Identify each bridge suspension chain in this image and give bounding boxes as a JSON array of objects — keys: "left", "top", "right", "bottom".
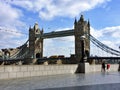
[
  {"left": 0, "top": 27, "right": 28, "bottom": 35},
  {"left": 90, "top": 34, "right": 120, "bottom": 56},
  {"left": 9, "top": 40, "right": 29, "bottom": 59}
]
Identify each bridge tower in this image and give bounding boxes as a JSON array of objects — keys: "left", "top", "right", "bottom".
[
  {"left": 29, "top": 23, "right": 43, "bottom": 60},
  {"left": 74, "top": 15, "right": 90, "bottom": 63}
]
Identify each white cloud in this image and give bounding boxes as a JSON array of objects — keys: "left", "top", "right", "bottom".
[
  {"left": 0, "top": 1, "right": 23, "bottom": 26},
  {"left": 91, "top": 26, "right": 120, "bottom": 39},
  {"left": 43, "top": 27, "right": 75, "bottom": 57},
  {"left": 102, "top": 26, "right": 120, "bottom": 38},
  {"left": 0, "top": 1, "right": 27, "bottom": 49},
  {"left": 0, "top": 26, "right": 27, "bottom": 49},
  {"left": 102, "top": 40, "right": 116, "bottom": 48},
  {"left": 90, "top": 27, "right": 102, "bottom": 38},
  {"left": 43, "top": 36, "right": 75, "bottom": 57},
  {"left": 0, "top": 1, "right": 25, "bottom": 30},
  {"left": 0, "top": 27, "right": 21, "bottom": 38},
  {"left": 1, "top": 0, "right": 119, "bottom": 57},
  {"left": 90, "top": 26, "right": 120, "bottom": 51},
  {"left": 43, "top": 25, "right": 120, "bottom": 56},
  {"left": 9, "top": 0, "right": 110, "bottom": 20}
]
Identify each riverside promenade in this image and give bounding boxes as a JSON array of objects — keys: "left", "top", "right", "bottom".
[{"left": 0, "top": 72, "right": 120, "bottom": 90}]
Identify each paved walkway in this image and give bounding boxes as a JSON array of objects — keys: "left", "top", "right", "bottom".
[{"left": 0, "top": 72, "right": 120, "bottom": 90}]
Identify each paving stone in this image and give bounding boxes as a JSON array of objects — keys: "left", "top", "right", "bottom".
[{"left": 0, "top": 72, "right": 120, "bottom": 90}]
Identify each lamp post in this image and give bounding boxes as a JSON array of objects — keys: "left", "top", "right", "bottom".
[{"left": 80, "top": 35, "right": 87, "bottom": 63}]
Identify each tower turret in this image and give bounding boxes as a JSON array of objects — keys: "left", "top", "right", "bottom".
[
  {"left": 74, "top": 17, "right": 77, "bottom": 25},
  {"left": 34, "top": 22, "right": 39, "bottom": 30},
  {"left": 74, "top": 15, "right": 90, "bottom": 63},
  {"left": 29, "top": 22, "right": 44, "bottom": 63},
  {"left": 87, "top": 20, "right": 90, "bottom": 28},
  {"left": 79, "top": 15, "right": 84, "bottom": 22}
]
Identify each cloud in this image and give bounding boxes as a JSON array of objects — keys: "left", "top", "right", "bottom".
[
  {"left": 43, "top": 27, "right": 75, "bottom": 57},
  {"left": 90, "top": 27, "right": 102, "bottom": 38},
  {"left": 9, "top": 0, "right": 110, "bottom": 20},
  {"left": 102, "top": 40, "right": 116, "bottom": 49},
  {"left": 0, "top": 26, "right": 27, "bottom": 49},
  {"left": 101, "top": 26, "right": 120, "bottom": 38},
  {"left": 0, "top": 1, "right": 27, "bottom": 49},
  {"left": 1, "top": 0, "right": 119, "bottom": 57},
  {"left": 90, "top": 26, "right": 120, "bottom": 51},
  {"left": 43, "top": 36, "right": 75, "bottom": 57},
  {"left": 0, "top": 1, "right": 25, "bottom": 31},
  {"left": 51, "top": 27, "right": 74, "bottom": 42},
  {"left": 0, "top": 1, "right": 23, "bottom": 26},
  {"left": 43, "top": 25, "right": 120, "bottom": 56},
  {"left": 90, "top": 25, "right": 120, "bottom": 40}
]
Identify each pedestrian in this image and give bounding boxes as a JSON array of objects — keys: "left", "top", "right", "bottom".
[
  {"left": 118, "top": 62, "right": 120, "bottom": 72},
  {"left": 101, "top": 61, "right": 106, "bottom": 72},
  {"left": 107, "top": 63, "right": 110, "bottom": 72}
]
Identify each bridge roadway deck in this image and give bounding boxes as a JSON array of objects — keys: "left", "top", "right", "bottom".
[
  {"left": 36, "top": 29, "right": 74, "bottom": 39},
  {"left": 0, "top": 72, "right": 120, "bottom": 90},
  {"left": 88, "top": 57, "right": 120, "bottom": 59}
]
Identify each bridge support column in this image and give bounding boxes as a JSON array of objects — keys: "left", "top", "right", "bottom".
[
  {"left": 28, "top": 23, "right": 44, "bottom": 64},
  {"left": 74, "top": 15, "right": 90, "bottom": 73},
  {"left": 74, "top": 15, "right": 90, "bottom": 63},
  {"left": 76, "top": 62, "right": 89, "bottom": 73}
]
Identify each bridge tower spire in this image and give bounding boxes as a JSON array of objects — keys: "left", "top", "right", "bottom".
[
  {"left": 74, "top": 15, "right": 90, "bottom": 63},
  {"left": 74, "top": 17, "right": 77, "bottom": 25},
  {"left": 29, "top": 22, "right": 43, "bottom": 63}
]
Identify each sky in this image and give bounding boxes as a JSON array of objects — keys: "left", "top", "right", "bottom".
[{"left": 0, "top": 0, "right": 120, "bottom": 57}]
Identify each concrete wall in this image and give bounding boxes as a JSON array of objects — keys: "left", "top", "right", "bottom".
[
  {"left": 0, "top": 64, "right": 119, "bottom": 80},
  {"left": 85, "top": 63, "right": 119, "bottom": 73},
  {"left": 0, "top": 65, "right": 77, "bottom": 80},
  {"left": 76, "top": 63, "right": 119, "bottom": 73}
]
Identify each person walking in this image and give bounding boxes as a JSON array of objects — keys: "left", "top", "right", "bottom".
[
  {"left": 118, "top": 62, "right": 120, "bottom": 72},
  {"left": 107, "top": 63, "right": 110, "bottom": 72},
  {"left": 101, "top": 61, "right": 106, "bottom": 72}
]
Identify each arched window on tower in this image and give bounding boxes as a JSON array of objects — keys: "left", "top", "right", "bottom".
[{"left": 36, "top": 53, "right": 40, "bottom": 58}]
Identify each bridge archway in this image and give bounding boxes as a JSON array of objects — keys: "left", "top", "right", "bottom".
[
  {"left": 85, "top": 50, "right": 89, "bottom": 57},
  {"left": 36, "top": 53, "right": 41, "bottom": 58}
]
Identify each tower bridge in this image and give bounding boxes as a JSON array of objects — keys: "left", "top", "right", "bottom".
[
  {"left": 0, "top": 15, "right": 120, "bottom": 65},
  {"left": 28, "top": 15, "right": 90, "bottom": 64}
]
